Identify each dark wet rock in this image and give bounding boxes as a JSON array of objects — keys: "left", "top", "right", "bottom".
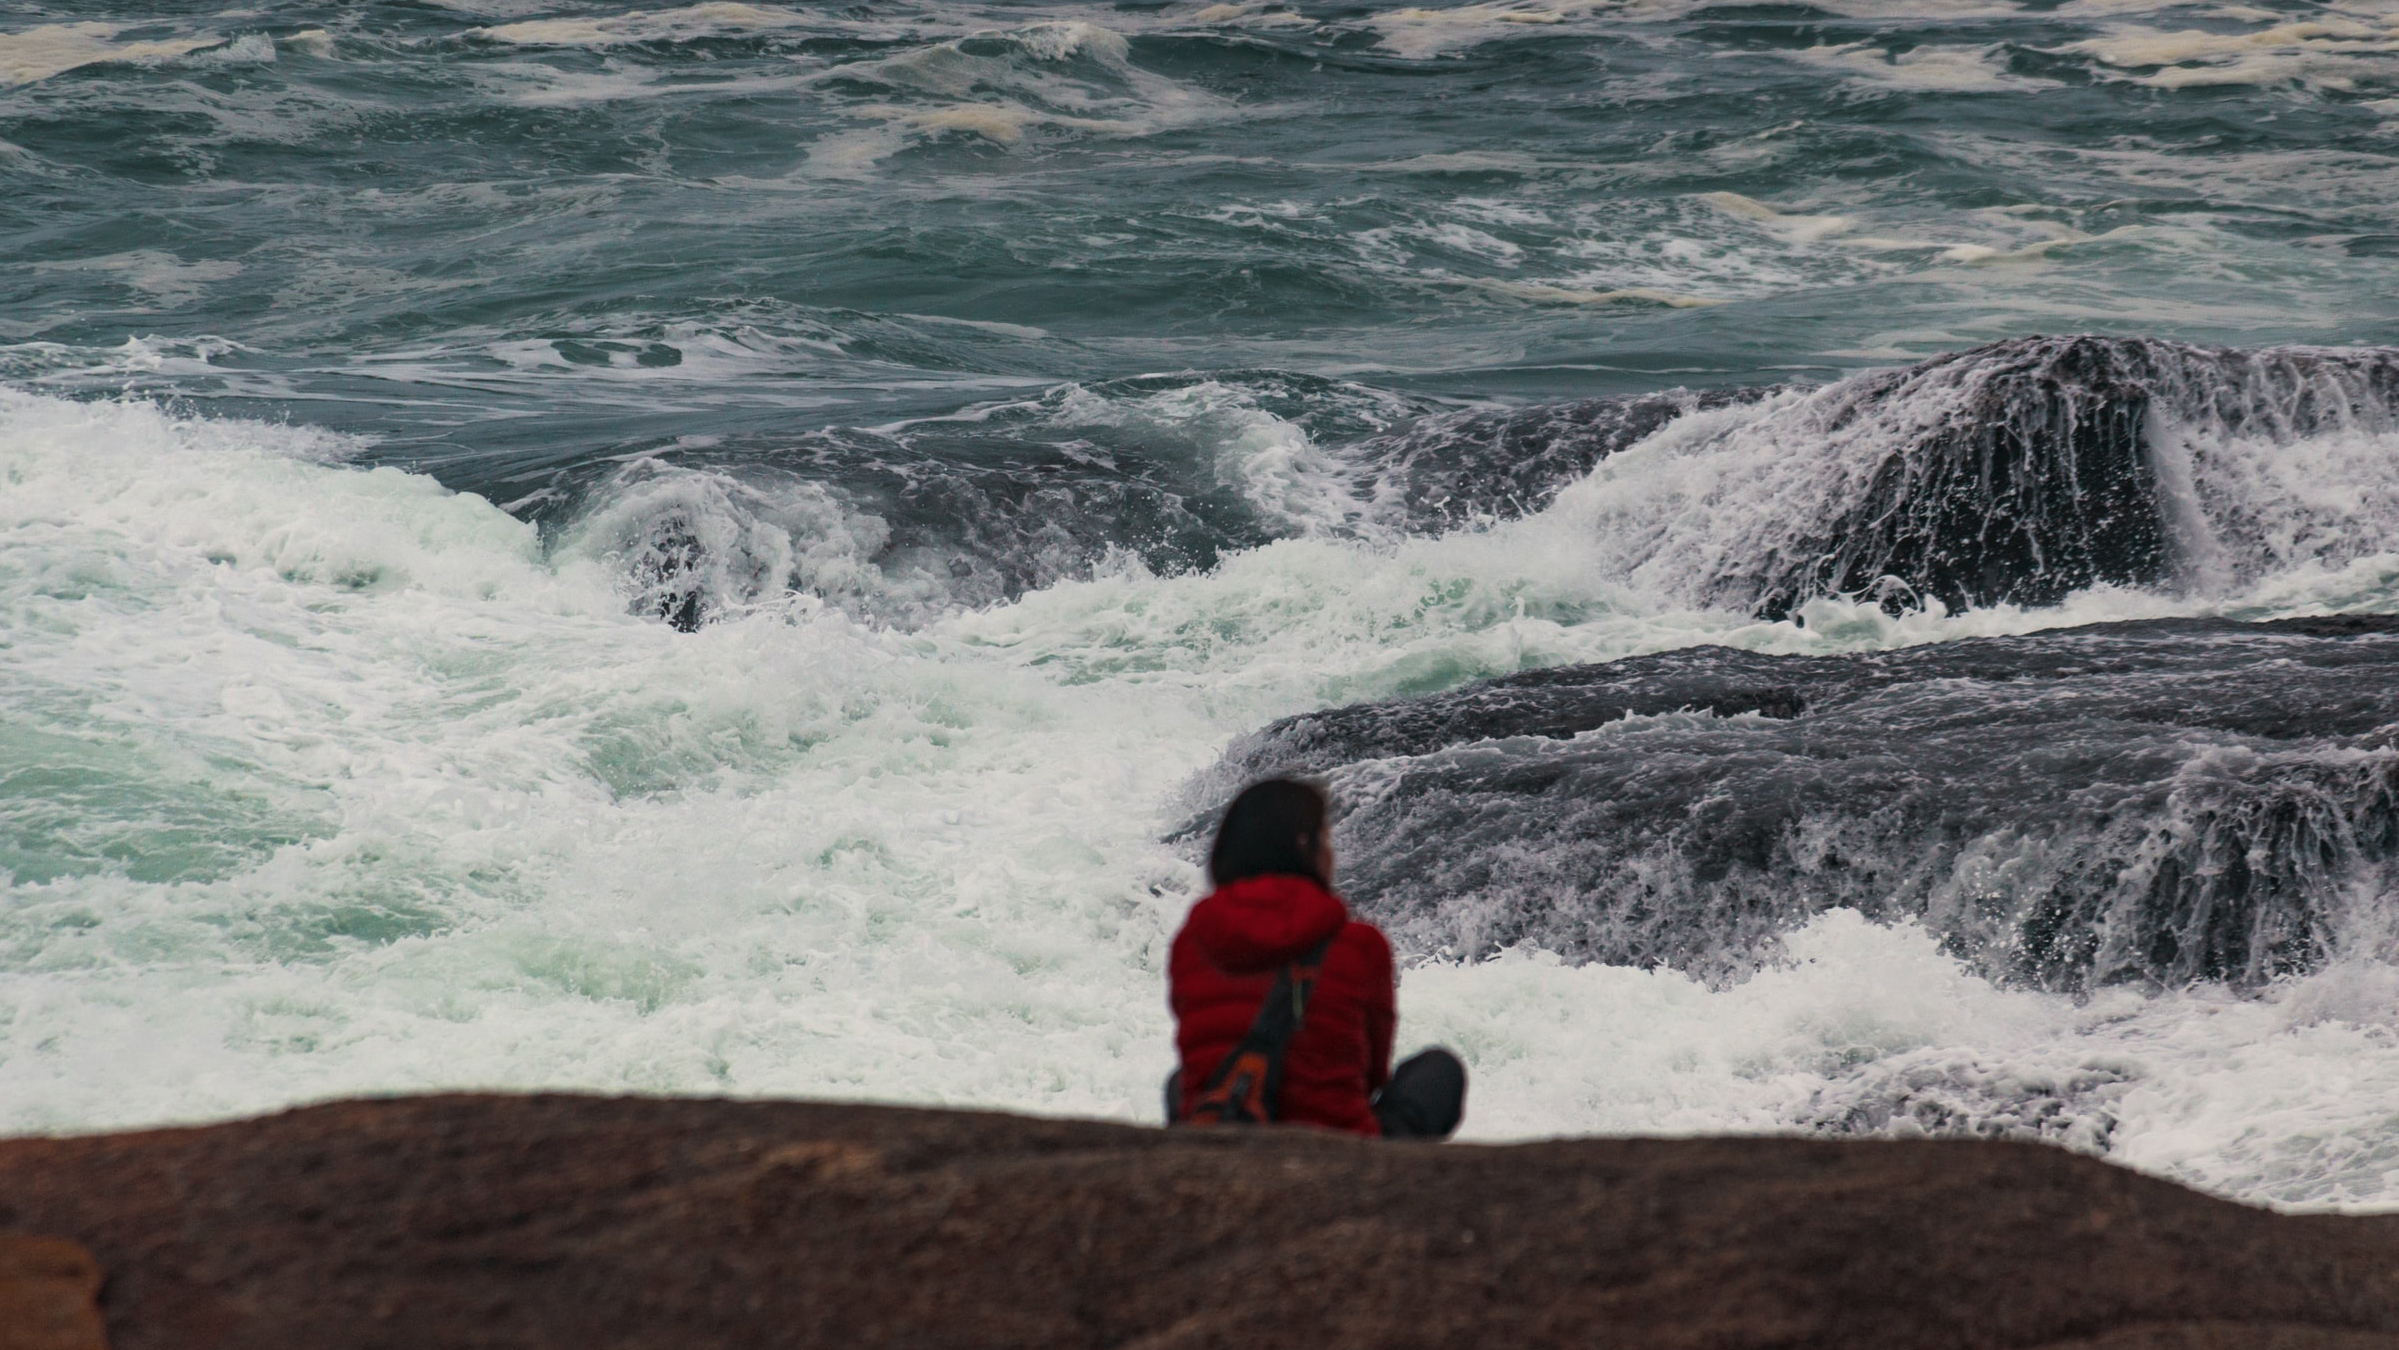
[
  {"left": 1204, "top": 615, "right": 2399, "bottom": 988},
  {"left": 9, "top": 1094, "right": 2399, "bottom": 1349},
  {"left": 624, "top": 510, "right": 715, "bottom": 632},
  {"left": 1726, "top": 337, "right": 2399, "bottom": 619},
  {"left": 1752, "top": 336, "right": 2169, "bottom": 618},
  {"left": 1353, "top": 387, "right": 1759, "bottom": 530},
  {"left": 562, "top": 338, "right": 2399, "bottom": 630}
]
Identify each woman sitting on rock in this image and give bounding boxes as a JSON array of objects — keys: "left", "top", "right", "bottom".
[{"left": 1166, "top": 777, "right": 1465, "bottom": 1138}]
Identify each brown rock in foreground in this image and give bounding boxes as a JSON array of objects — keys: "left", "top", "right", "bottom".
[
  {"left": 0, "top": 1237, "right": 108, "bottom": 1350},
  {"left": 4, "top": 1094, "right": 2399, "bottom": 1349}
]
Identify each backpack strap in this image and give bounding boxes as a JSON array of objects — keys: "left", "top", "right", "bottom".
[{"left": 1182, "top": 933, "right": 1337, "bottom": 1126}]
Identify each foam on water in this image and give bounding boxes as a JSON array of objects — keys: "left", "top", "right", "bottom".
[
  {"left": 1409, "top": 912, "right": 2399, "bottom": 1207},
  {"left": 1785, "top": 41, "right": 2060, "bottom": 93},
  {"left": 0, "top": 22, "right": 222, "bottom": 86},
  {"left": 10, "top": 382, "right": 2399, "bottom": 1210},
  {"left": 0, "top": 390, "right": 1198, "bottom": 1129},
  {"left": 794, "top": 17, "right": 1232, "bottom": 173},
  {"left": 1048, "top": 381, "right": 1382, "bottom": 541},
  {"left": 28, "top": 253, "right": 246, "bottom": 307},
  {"left": 2064, "top": 14, "right": 2399, "bottom": 89},
  {"left": 1364, "top": 0, "right": 1626, "bottom": 61},
  {"left": 467, "top": 3, "right": 814, "bottom": 46}
]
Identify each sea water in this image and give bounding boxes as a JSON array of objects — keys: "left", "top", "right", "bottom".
[{"left": 5, "top": 0, "right": 2399, "bottom": 1210}]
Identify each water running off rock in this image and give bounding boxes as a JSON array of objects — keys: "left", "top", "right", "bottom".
[{"left": 1207, "top": 616, "right": 2399, "bottom": 990}]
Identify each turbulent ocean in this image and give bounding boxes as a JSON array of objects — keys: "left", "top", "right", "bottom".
[{"left": 6, "top": 0, "right": 2399, "bottom": 1209}]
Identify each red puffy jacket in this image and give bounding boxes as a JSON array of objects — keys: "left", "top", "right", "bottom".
[{"left": 1169, "top": 873, "right": 1395, "bottom": 1136}]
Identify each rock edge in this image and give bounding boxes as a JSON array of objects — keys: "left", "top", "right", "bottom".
[{"left": 5, "top": 1093, "right": 2398, "bottom": 1349}]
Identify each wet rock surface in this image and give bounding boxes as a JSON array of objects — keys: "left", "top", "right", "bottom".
[
  {"left": 1686, "top": 337, "right": 2399, "bottom": 620},
  {"left": 6, "top": 1094, "right": 2399, "bottom": 1350},
  {"left": 525, "top": 336, "right": 2399, "bottom": 632},
  {"left": 1353, "top": 386, "right": 1759, "bottom": 532},
  {"left": 1203, "top": 615, "right": 2399, "bottom": 988}
]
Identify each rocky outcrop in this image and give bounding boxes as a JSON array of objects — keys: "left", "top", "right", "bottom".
[
  {"left": 1746, "top": 336, "right": 2171, "bottom": 619},
  {"left": 1197, "top": 615, "right": 2399, "bottom": 989},
  {"left": 1727, "top": 337, "right": 2399, "bottom": 619},
  {"left": 5, "top": 1094, "right": 2399, "bottom": 1349}
]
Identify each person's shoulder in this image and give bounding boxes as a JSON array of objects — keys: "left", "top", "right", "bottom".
[
  {"left": 1327, "top": 917, "right": 1393, "bottom": 1001},
  {"left": 1336, "top": 915, "right": 1392, "bottom": 962}
]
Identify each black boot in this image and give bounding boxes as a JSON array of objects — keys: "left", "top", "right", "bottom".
[{"left": 1371, "top": 1049, "right": 1465, "bottom": 1140}]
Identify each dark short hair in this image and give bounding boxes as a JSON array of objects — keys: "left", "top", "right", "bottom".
[{"left": 1207, "top": 778, "right": 1329, "bottom": 887}]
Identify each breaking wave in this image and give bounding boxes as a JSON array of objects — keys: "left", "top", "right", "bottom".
[{"left": 563, "top": 337, "right": 2399, "bottom": 635}]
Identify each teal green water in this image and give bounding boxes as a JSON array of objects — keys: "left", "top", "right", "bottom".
[{"left": 6, "top": 0, "right": 2394, "bottom": 496}]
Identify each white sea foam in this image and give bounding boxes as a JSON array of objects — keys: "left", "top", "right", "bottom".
[
  {"left": 1807, "top": 0, "right": 2034, "bottom": 16},
  {"left": 1332, "top": 192, "right": 1877, "bottom": 310},
  {"left": 1051, "top": 381, "right": 1386, "bottom": 539},
  {"left": 0, "top": 334, "right": 263, "bottom": 391},
  {"left": 1786, "top": 41, "right": 2061, "bottom": 92},
  {"left": 1364, "top": 0, "right": 1623, "bottom": 61},
  {"left": 468, "top": 3, "right": 814, "bottom": 47},
  {"left": 186, "top": 33, "right": 277, "bottom": 69},
  {"left": 796, "top": 18, "right": 1231, "bottom": 172},
  {"left": 0, "top": 22, "right": 221, "bottom": 85},
  {"left": 1692, "top": 188, "right": 2174, "bottom": 292},
  {"left": 1359, "top": 0, "right": 2048, "bottom": 59},
  {"left": 1349, "top": 0, "right": 2399, "bottom": 92},
  {"left": 2063, "top": 17, "right": 2399, "bottom": 90},
  {"left": 31, "top": 251, "right": 244, "bottom": 306},
  {"left": 1348, "top": 150, "right": 1563, "bottom": 175},
  {"left": 6, "top": 358, "right": 2399, "bottom": 1210},
  {"left": 1698, "top": 192, "right": 1857, "bottom": 244},
  {"left": 550, "top": 459, "right": 993, "bottom": 627}
]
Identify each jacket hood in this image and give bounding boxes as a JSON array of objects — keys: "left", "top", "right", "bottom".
[{"left": 1184, "top": 873, "right": 1347, "bottom": 976}]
